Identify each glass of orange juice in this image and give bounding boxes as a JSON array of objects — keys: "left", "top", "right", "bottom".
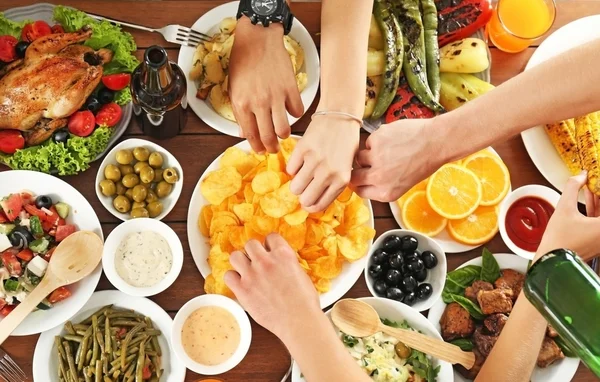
[{"left": 487, "top": 0, "right": 556, "bottom": 53}]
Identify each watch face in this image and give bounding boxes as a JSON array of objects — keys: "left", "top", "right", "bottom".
[{"left": 251, "top": 0, "right": 278, "bottom": 16}]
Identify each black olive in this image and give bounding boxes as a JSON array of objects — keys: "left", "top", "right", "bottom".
[
  {"left": 385, "top": 269, "right": 402, "bottom": 286},
  {"left": 98, "top": 87, "right": 115, "bottom": 104},
  {"left": 371, "top": 248, "right": 389, "bottom": 265},
  {"left": 416, "top": 283, "right": 433, "bottom": 300},
  {"left": 382, "top": 235, "right": 402, "bottom": 251},
  {"left": 9, "top": 226, "right": 34, "bottom": 250},
  {"left": 15, "top": 41, "right": 30, "bottom": 58},
  {"left": 401, "top": 235, "right": 419, "bottom": 252},
  {"left": 53, "top": 129, "right": 70, "bottom": 144},
  {"left": 388, "top": 252, "right": 404, "bottom": 270},
  {"left": 400, "top": 275, "right": 418, "bottom": 293},
  {"left": 404, "top": 251, "right": 419, "bottom": 262},
  {"left": 373, "top": 279, "right": 388, "bottom": 296},
  {"left": 35, "top": 195, "right": 53, "bottom": 209},
  {"left": 403, "top": 292, "right": 417, "bottom": 306},
  {"left": 84, "top": 96, "right": 102, "bottom": 113},
  {"left": 414, "top": 268, "right": 428, "bottom": 282},
  {"left": 386, "top": 287, "right": 405, "bottom": 302},
  {"left": 421, "top": 251, "right": 438, "bottom": 269},
  {"left": 406, "top": 259, "right": 425, "bottom": 274},
  {"left": 368, "top": 264, "right": 385, "bottom": 280}
]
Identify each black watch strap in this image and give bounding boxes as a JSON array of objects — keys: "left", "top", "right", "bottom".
[{"left": 237, "top": 0, "right": 294, "bottom": 35}]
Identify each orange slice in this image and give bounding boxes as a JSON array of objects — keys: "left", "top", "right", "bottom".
[
  {"left": 396, "top": 178, "right": 429, "bottom": 209},
  {"left": 426, "top": 164, "right": 482, "bottom": 220},
  {"left": 463, "top": 152, "right": 511, "bottom": 206},
  {"left": 401, "top": 191, "right": 447, "bottom": 237},
  {"left": 447, "top": 205, "right": 499, "bottom": 245}
]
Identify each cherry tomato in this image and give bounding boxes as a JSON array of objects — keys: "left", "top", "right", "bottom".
[
  {"left": 101, "top": 73, "right": 131, "bottom": 91},
  {"left": 0, "top": 35, "right": 18, "bottom": 63},
  {"left": 0, "top": 130, "right": 25, "bottom": 154},
  {"left": 21, "top": 21, "right": 52, "bottom": 42},
  {"left": 96, "top": 103, "right": 123, "bottom": 127},
  {"left": 51, "top": 24, "right": 65, "bottom": 34},
  {"left": 48, "top": 287, "right": 71, "bottom": 304},
  {"left": 0, "top": 305, "right": 16, "bottom": 317},
  {"left": 68, "top": 111, "right": 96, "bottom": 137}
]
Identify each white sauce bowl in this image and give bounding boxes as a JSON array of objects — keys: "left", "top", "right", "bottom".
[
  {"left": 171, "top": 294, "right": 252, "bottom": 375},
  {"left": 103, "top": 218, "right": 183, "bottom": 296}
]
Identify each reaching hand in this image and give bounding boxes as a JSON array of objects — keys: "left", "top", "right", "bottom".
[{"left": 228, "top": 17, "right": 304, "bottom": 154}]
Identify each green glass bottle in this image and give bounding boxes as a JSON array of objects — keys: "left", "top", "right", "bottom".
[{"left": 524, "top": 249, "right": 600, "bottom": 377}]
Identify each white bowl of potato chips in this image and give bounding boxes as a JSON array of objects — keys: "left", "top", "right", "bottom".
[
  {"left": 177, "top": 1, "right": 320, "bottom": 137},
  {"left": 186, "top": 136, "right": 376, "bottom": 309}
]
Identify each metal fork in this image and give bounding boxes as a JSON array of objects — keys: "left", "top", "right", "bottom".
[
  {"left": 0, "top": 348, "right": 25, "bottom": 382},
  {"left": 86, "top": 13, "right": 210, "bottom": 48}
]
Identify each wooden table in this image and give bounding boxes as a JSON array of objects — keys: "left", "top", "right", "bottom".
[{"left": 1, "top": 1, "right": 598, "bottom": 381}]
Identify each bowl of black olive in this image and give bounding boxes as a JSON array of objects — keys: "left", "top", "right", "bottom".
[{"left": 364, "top": 230, "right": 447, "bottom": 312}]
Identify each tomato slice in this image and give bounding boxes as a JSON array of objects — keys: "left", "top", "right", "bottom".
[
  {"left": 16, "top": 248, "right": 33, "bottom": 261},
  {"left": 20, "top": 192, "right": 35, "bottom": 206},
  {"left": 0, "top": 212, "right": 6, "bottom": 223},
  {"left": 142, "top": 364, "right": 152, "bottom": 379},
  {"left": 0, "top": 130, "right": 25, "bottom": 154},
  {"left": 0, "top": 35, "right": 18, "bottom": 63},
  {"left": 51, "top": 24, "right": 65, "bottom": 34},
  {"left": 102, "top": 73, "right": 131, "bottom": 91},
  {"left": 21, "top": 21, "right": 52, "bottom": 42},
  {"left": 0, "top": 305, "right": 16, "bottom": 316},
  {"left": 55, "top": 224, "right": 77, "bottom": 242},
  {"left": 1, "top": 251, "right": 22, "bottom": 277},
  {"left": 68, "top": 111, "right": 96, "bottom": 137},
  {"left": 0, "top": 194, "right": 23, "bottom": 222},
  {"left": 96, "top": 103, "right": 123, "bottom": 127},
  {"left": 48, "top": 287, "right": 71, "bottom": 304}
]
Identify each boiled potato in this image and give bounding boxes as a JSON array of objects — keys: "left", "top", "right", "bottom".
[
  {"left": 440, "top": 38, "right": 489, "bottom": 73},
  {"left": 285, "top": 36, "right": 304, "bottom": 72},
  {"left": 222, "top": 75, "right": 229, "bottom": 95},
  {"left": 296, "top": 72, "right": 308, "bottom": 93},
  {"left": 220, "top": 17, "right": 237, "bottom": 34},
  {"left": 367, "top": 49, "right": 385, "bottom": 76},
  {"left": 203, "top": 51, "right": 225, "bottom": 85},
  {"left": 219, "top": 34, "right": 235, "bottom": 69},
  {"left": 190, "top": 45, "right": 208, "bottom": 81},
  {"left": 364, "top": 75, "right": 383, "bottom": 119},
  {"left": 369, "top": 15, "right": 384, "bottom": 50},
  {"left": 209, "top": 84, "right": 236, "bottom": 122}
]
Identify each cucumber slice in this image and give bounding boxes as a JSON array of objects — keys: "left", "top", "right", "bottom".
[
  {"left": 55, "top": 203, "right": 70, "bottom": 219},
  {"left": 36, "top": 302, "right": 51, "bottom": 310},
  {"left": 0, "top": 224, "right": 15, "bottom": 235}
]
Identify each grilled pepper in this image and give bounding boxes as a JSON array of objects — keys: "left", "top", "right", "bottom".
[
  {"left": 385, "top": 74, "right": 436, "bottom": 123},
  {"left": 421, "top": 0, "right": 441, "bottom": 101},
  {"left": 436, "top": 0, "right": 493, "bottom": 47},
  {"left": 575, "top": 112, "right": 600, "bottom": 195}
]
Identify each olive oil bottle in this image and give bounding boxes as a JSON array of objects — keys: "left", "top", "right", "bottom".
[
  {"left": 524, "top": 249, "right": 600, "bottom": 377},
  {"left": 131, "top": 45, "right": 187, "bottom": 139}
]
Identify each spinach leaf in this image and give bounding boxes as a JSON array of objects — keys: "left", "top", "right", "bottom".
[
  {"left": 381, "top": 318, "right": 411, "bottom": 329},
  {"left": 341, "top": 334, "right": 358, "bottom": 348},
  {"left": 408, "top": 348, "right": 440, "bottom": 382},
  {"left": 449, "top": 294, "right": 486, "bottom": 320},
  {"left": 480, "top": 248, "right": 501, "bottom": 283},
  {"left": 442, "top": 265, "right": 482, "bottom": 303},
  {"left": 450, "top": 338, "right": 474, "bottom": 351}
]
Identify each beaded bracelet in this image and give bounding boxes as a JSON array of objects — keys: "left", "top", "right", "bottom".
[{"left": 311, "top": 110, "right": 364, "bottom": 128}]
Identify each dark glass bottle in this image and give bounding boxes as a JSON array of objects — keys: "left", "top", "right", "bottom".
[
  {"left": 131, "top": 45, "right": 187, "bottom": 139},
  {"left": 524, "top": 249, "right": 600, "bottom": 377}
]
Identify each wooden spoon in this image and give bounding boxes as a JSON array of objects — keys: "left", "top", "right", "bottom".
[
  {"left": 331, "top": 299, "right": 476, "bottom": 369},
  {"left": 0, "top": 231, "right": 103, "bottom": 345}
]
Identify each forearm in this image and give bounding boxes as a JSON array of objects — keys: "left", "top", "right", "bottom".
[
  {"left": 318, "top": 0, "right": 374, "bottom": 116},
  {"left": 431, "top": 38, "right": 600, "bottom": 164}
]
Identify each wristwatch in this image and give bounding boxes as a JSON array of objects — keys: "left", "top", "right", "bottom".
[{"left": 237, "top": 0, "right": 294, "bottom": 35}]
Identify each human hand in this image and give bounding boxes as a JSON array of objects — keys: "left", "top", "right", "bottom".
[
  {"left": 224, "top": 234, "right": 321, "bottom": 340},
  {"left": 538, "top": 172, "right": 600, "bottom": 260},
  {"left": 287, "top": 117, "right": 360, "bottom": 212},
  {"left": 351, "top": 118, "right": 442, "bottom": 202},
  {"left": 228, "top": 17, "right": 304, "bottom": 153}
]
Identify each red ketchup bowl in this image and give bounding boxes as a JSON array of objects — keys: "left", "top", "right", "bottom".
[{"left": 499, "top": 185, "right": 561, "bottom": 259}]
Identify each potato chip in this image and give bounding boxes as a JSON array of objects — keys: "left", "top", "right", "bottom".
[
  {"left": 284, "top": 208, "right": 309, "bottom": 226},
  {"left": 260, "top": 182, "right": 299, "bottom": 218},
  {"left": 198, "top": 205, "right": 212, "bottom": 236},
  {"left": 341, "top": 194, "right": 370, "bottom": 231},
  {"left": 201, "top": 167, "right": 243, "bottom": 205},
  {"left": 337, "top": 226, "right": 376, "bottom": 262},
  {"left": 299, "top": 245, "right": 327, "bottom": 261},
  {"left": 209, "top": 232, "right": 234, "bottom": 253},
  {"left": 296, "top": 255, "right": 310, "bottom": 271},
  {"left": 251, "top": 170, "right": 281, "bottom": 195},
  {"left": 267, "top": 152, "right": 286, "bottom": 172},
  {"left": 279, "top": 221, "right": 306, "bottom": 251},
  {"left": 249, "top": 212, "right": 280, "bottom": 236},
  {"left": 243, "top": 183, "right": 255, "bottom": 203},
  {"left": 311, "top": 253, "right": 344, "bottom": 279},
  {"left": 244, "top": 225, "right": 264, "bottom": 242},
  {"left": 220, "top": 147, "right": 260, "bottom": 176},
  {"left": 315, "top": 278, "right": 331, "bottom": 293},
  {"left": 209, "top": 212, "right": 239, "bottom": 236},
  {"left": 337, "top": 187, "right": 354, "bottom": 203},
  {"left": 232, "top": 203, "right": 254, "bottom": 223},
  {"left": 243, "top": 161, "right": 267, "bottom": 181},
  {"left": 280, "top": 138, "right": 297, "bottom": 163},
  {"left": 228, "top": 226, "right": 247, "bottom": 250},
  {"left": 305, "top": 221, "right": 325, "bottom": 246},
  {"left": 319, "top": 200, "right": 344, "bottom": 223}
]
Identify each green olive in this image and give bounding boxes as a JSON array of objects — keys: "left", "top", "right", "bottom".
[
  {"left": 130, "top": 207, "right": 149, "bottom": 219},
  {"left": 140, "top": 166, "right": 155, "bottom": 184},
  {"left": 155, "top": 181, "right": 173, "bottom": 198},
  {"left": 122, "top": 174, "right": 140, "bottom": 189},
  {"left": 134, "top": 161, "right": 149, "bottom": 175},
  {"left": 104, "top": 164, "right": 121, "bottom": 182},
  {"left": 132, "top": 201, "right": 147, "bottom": 209},
  {"left": 163, "top": 168, "right": 179, "bottom": 184},
  {"left": 145, "top": 189, "right": 158, "bottom": 203},
  {"left": 133, "top": 147, "right": 151, "bottom": 162},
  {"left": 153, "top": 168, "right": 164, "bottom": 183},
  {"left": 99, "top": 179, "right": 116, "bottom": 197},
  {"left": 115, "top": 182, "right": 127, "bottom": 196},
  {"left": 394, "top": 342, "right": 411, "bottom": 359},
  {"left": 125, "top": 189, "right": 134, "bottom": 201},
  {"left": 116, "top": 149, "right": 134, "bottom": 165},
  {"left": 119, "top": 165, "right": 135, "bottom": 176},
  {"left": 113, "top": 195, "right": 131, "bottom": 213},
  {"left": 148, "top": 152, "right": 164, "bottom": 168},
  {"left": 132, "top": 185, "right": 148, "bottom": 203},
  {"left": 147, "top": 201, "right": 164, "bottom": 218}
]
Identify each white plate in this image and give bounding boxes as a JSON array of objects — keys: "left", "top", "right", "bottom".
[
  {"left": 521, "top": 15, "right": 600, "bottom": 203},
  {"left": 390, "top": 147, "right": 509, "bottom": 253},
  {"left": 186, "top": 137, "right": 375, "bottom": 309},
  {"left": 177, "top": 1, "right": 320, "bottom": 136},
  {"left": 33, "top": 290, "right": 187, "bottom": 382},
  {"left": 292, "top": 297, "right": 454, "bottom": 382},
  {"left": 0, "top": 170, "right": 103, "bottom": 336},
  {"left": 428, "top": 253, "right": 580, "bottom": 382}
]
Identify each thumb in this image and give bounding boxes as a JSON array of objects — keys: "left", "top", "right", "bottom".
[{"left": 560, "top": 171, "right": 588, "bottom": 209}]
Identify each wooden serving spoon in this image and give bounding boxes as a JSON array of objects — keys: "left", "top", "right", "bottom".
[
  {"left": 331, "top": 299, "right": 476, "bottom": 369},
  {"left": 0, "top": 231, "right": 103, "bottom": 345}
]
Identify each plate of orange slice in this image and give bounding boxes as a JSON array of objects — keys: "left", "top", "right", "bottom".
[{"left": 390, "top": 148, "right": 511, "bottom": 253}]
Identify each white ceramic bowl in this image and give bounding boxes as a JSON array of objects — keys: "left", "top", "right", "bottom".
[
  {"left": 95, "top": 138, "right": 184, "bottom": 221},
  {"left": 364, "top": 230, "right": 447, "bottom": 312},
  {"left": 102, "top": 218, "right": 183, "bottom": 296},
  {"left": 498, "top": 185, "right": 561, "bottom": 260},
  {"left": 292, "top": 297, "right": 454, "bottom": 382},
  {"left": 171, "top": 294, "right": 252, "bottom": 375}
]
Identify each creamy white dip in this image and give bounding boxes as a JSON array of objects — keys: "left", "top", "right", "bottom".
[{"left": 115, "top": 231, "right": 173, "bottom": 288}]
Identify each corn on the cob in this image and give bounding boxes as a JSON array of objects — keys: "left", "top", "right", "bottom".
[
  {"left": 545, "top": 119, "right": 582, "bottom": 175},
  {"left": 575, "top": 112, "right": 600, "bottom": 195}
]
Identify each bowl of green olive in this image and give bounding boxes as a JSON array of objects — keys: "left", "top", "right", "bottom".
[{"left": 95, "top": 138, "right": 183, "bottom": 221}]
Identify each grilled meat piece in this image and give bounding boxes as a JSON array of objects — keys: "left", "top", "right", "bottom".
[
  {"left": 477, "top": 289, "right": 514, "bottom": 315},
  {"left": 456, "top": 349, "right": 486, "bottom": 380},
  {"left": 473, "top": 326, "right": 499, "bottom": 358},
  {"left": 547, "top": 325, "right": 559, "bottom": 338},
  {"left": 440, "top": 302, "right": 476, "bottom": 341},
  {"left": 465, "top": 280, "right": 494, "bottom": 303},
  {"left": 537, "top": 337, "right": 565, "bottom": 368},
  {"left": 483, "top": 313, "right": 508, "bottom": 335},
  {"left": 494, "top": 269, "right": 525, "bottom": 301}
]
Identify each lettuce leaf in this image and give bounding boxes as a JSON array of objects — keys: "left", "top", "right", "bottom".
[
  {"left": 114, "top": 88, "right": 132, "bottom": 105},
  {"left": 0, "top": 13, "right": 31, "bottom": 38}
]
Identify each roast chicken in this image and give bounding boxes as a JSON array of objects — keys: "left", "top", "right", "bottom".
[{"left": 0, "top": 29, "right": 112, "bottom": 146}]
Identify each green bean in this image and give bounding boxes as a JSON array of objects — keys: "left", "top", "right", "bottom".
[
  {"left": 65, "top": 321, "right": 76, "bottom": 335},
  {"left": 73, "top": 324, "right": 90, "bottom": 331},
  {"left": 127, "top": 345, "right": 140, "bottom": 356},
  {"left": 121, "top": 323, "right": 146, "bottom": 369},
  {"left": 103, "top": 377, "right": 113, "bottom": 382},
  {"left": 95, "top": 331, "right": 106, "bottom": 354},
  {"left": 128, "top": 335, "right": 146, "bottom": 348},
  {"left": 150, "top": 355, "right": 162, "bottom": 378},
  {"left": 103, "top": 354, "right": 109, "bottom": 375},
  {"left": 56, "top": 336, "right": 67, "bottom": 360},
  {"left": 145, "top": 317, "right": 162, "bottom": 357},
  {"left": 78, "top": 327, "right": 93, "bottom": 372},
  {"left": 94, "top": 360, "right": 102, "bottom": 382},
  {"left": 83, "top": 369, "right": 92, "bottom": 382},
  {"left": 145, "top": 351, "right": 158, "bottom": 356},
  {"left": 111, "top": 320, "right": 142, "bottom": 327},
  {"left": 125, "top": 375, "right": 134, "bottom": 382},
  {"left": 76, "top": 330, "right": 88, "bottom": 336},
  {"left": 139, "top": 329, "right": 161, "bottom": 337},
  {"left": 112, "top": 370, "right": 121, "bottom": 379},
  {"left": 420, "top": 0, "right": 440, "bottom": 101},
  {"left": 82, "top": 305, "right": 113, "bottom": 325},
  {"left": 108, "top": 312, "right": 143, "bottom": 319},
  {"left": 58, "top": 349, "right": 68, "bottom": 380},
  {"left": 63, "top": 341, "right": 78, "bottom": 381},
  {"left": 135, "top": 338, "right": 147, "bottom": 382},
  {"left": 104, "top": 316, "right": 111, "bottom": 363},
  {"left": 65, "top": 335, "right": 83, "bottom": 343},
  {"left": 91, "top": 315, "right": 99, "bottom": 366},
  {"left": 86, "top": 349, "right": 93, "bottom": 365},
  {"left": 124, "top": 361, "right": 136, "bottom": 378}
]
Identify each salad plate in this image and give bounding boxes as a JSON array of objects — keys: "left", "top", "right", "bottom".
[{"left": 0, "top": 170, "right": 103, "bottom": 335}]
